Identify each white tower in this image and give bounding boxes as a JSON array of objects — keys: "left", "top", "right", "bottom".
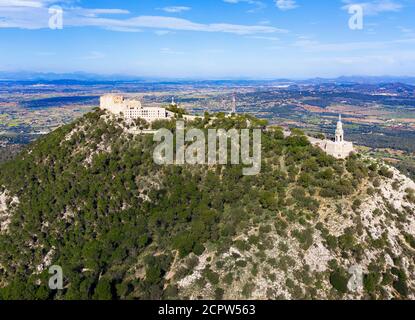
[
  {"left": 310, "top": 113, "right": 354, "bottom": 159},
  {"left": 335, "top": 114, "right": 344, "bottom": 143},
  {"left": 231, "top": 93, "right": 236, "bottom": 114}
]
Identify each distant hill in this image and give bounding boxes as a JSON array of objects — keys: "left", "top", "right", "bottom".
[
  {"left": 0, "top": 71, "right": 142, "bottom": 82},
  {"left": 333, "top": 76, "right": 415, "bottom": 85},
  {"left": 1, "top": 71, "right": 415, "bottom": 85},
  {"left": 0, "top": 110, "right": 414, "bottom": 300}
]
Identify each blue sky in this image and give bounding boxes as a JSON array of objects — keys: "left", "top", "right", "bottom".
[{"left": 0, "top": 0, "right": 415, "bottom": 78}]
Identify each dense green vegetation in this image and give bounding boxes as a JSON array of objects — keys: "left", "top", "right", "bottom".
[
  {"left": 0, "top": 110, "right": 407, "bottom": 300},
  {"left": 0, "top": 144, "right": 23, "bottom": 164}
]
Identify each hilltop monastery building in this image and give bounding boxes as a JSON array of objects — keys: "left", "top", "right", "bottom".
[{"left": 100, "top": 94, "right": 174, "bottom": 122}]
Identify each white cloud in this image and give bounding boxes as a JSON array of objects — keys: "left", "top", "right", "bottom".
[
  {"left": 35, "top": 51, "right": 55, "bottom": 56},
  {"left": 0, "top": 3, "right": 287, "bottom": 35},
  {"left": 160, "top": 6, "right": 191, "bottom": 13},
  {"left": 154, "top": 30, "right": 172, "bottom": 36},
  {"left": 397, "top": 26, "right": 415, "bottom": 38},
  {"left": 309, "top": 51, "right": 415, "bottom": 70},
  {"left": 104, "top": 26, "right": 141, "bottom": 33},
  {"left": 258, "top": 19, "right": 270, "bottom": 25},
  {"left": 398, "top": 26, "right": 412, "bottom": 33},
  {"left": 249, "top": 35, "right": 280, "bottom": 41},
  {"left": 275, "top": 0, "right": 298, "bottom": 10},
  {"left": 223, "top": 0, "right": 266, "bottom": 12},
  {"left": 0, "top": 0, "right": 43, "bottom": 7},
  {"left": 293, "top": 39, "right": 387, "bottom": 51},
  {"left": 160, "top": 47, "right": 185, "bottom": 55},
  {"left": 341, "top": 0, "right": 403, "bottom": 15},
  {"left": 0, "top": 0, "right": 74, "bottom": 7},
  {"left": 88, "top": 16, "right": 284, "bottom": 35},
  {"left": 292, "top": 36, "right": 415, "bottom": 52},
  {"left": 79, "top": 9, "right": 130, "bottom": 17},
  {"left": 223, "top": 0, "right": 262, "bottom": 5},
  {"left": 81, "top": 51, "right": 105, "bottom": 60}
]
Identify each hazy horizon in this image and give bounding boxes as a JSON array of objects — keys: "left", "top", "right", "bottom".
[{"left": 2, "top": 71, "right": 415, "bottom": 82}]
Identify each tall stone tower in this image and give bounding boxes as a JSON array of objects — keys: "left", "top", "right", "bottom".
[
  {"left": 231, "top": 93, "right": 236, "bottom": 114},
  {"left": 335, "top": 114, "right": 344, "bottom": 143},
  {"left": 171, "top": 97, "right": 177, "bottom": 106},
  {"left": 310, "top": 114, "right": 354, "bottom": 159}
]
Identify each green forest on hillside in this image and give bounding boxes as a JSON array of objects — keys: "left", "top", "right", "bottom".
[{"left": 0, "top": 110, "right": 400, "bottom": 300}]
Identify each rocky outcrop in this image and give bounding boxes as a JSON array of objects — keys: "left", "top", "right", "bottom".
[
  {"left": 172, "top": 166, "right": 415, "bottom": 300},
  {"left": 0, "top": 188, "right": 19, "bottom": 234}
]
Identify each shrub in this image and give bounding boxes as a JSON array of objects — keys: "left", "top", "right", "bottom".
[
  {"left": 338, "top": 228, "right": 356, "bottom": 251},
  {"left": 216, "top": 260, "right": 224, "bottom": 269},
  {"left": 163, "top": 285, "right": 179, "bottom": 300},
  {"left": 93, "top": 278, "right": 113, "bottom": 300},
  {"left": 373, "top": 208, "right": 381, "bottom": 216},
  {"left": 405, "top": 188, "right": 415, "bottom": 204},
  {"left": 325, "top": 234, "right": 338, "bottom": 250},
  {"left": 329, "top": 269, "right": 349, "bottom": 294},
  {"left": 193, "top": 243, "right": 205, "bottom": 256},
  {"left": 368, "top": 163, "right": 378, "bottom": 172},
  {"left": 242, "top": 283, "right": 255, "bottom": 298},
  {"left": 204, "top": 269, "right": 219, "bottom": 285},
  {"left": 391, "top": 268, "right": 408, "bottom": 298},
  {"left": 404, "top": 233, "right": 415, "bottom": 249},
  {"left": 352, "top": 199, "right": 362, "bottom": 211},
  {"left": 278, "top": 242, "right": 289, "bottom": 253},
  {"left": 214, "top": 287, "right": 225, "bottom": 300},
  {"left": 363, "top": 272, "right": 381, "bottom": 293},
  {"left": 378, "top": 167, "right": 393, "bottom": 179},
  {"left": 259, "top": 225, "right": 272, "bottom": 234},
  {"left": 236, "top": 260, "right": 248, "bottom": 268},
  {"left": 392, "top": 180, "right": 400, "bottom": 191},
  {"left": 292, "top": 228, "right": 314, "bottom": 250},
  {"left": 224, "top": 273, "right": 233, "bottom": 285}
]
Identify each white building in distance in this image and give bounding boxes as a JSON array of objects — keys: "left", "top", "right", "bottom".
[
  {"left": 310, "top": 115, "right": 354, "bottom": 159},
  {"left": 100, "top": 94, "right": 174, "bottom": 122}
]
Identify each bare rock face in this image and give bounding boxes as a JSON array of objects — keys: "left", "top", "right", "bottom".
[{"left": 0, "top": 188, "right": 19, "bottom": 234}]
